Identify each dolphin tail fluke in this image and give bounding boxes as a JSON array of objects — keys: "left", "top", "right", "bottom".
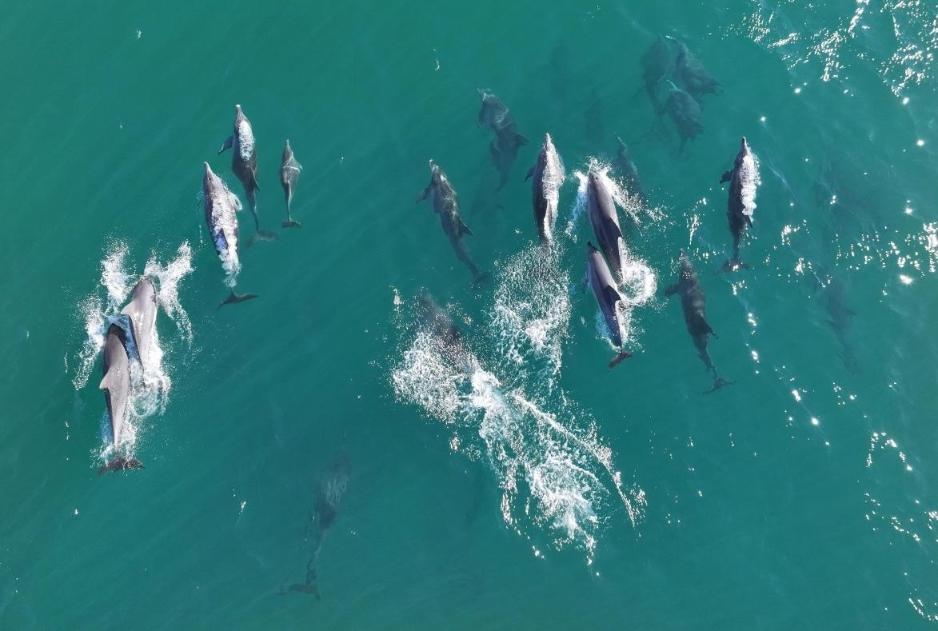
[
  {"left": 282, "top": 219, "right": 302, "bottom": 229},
  {"left": 704, "top": 376, "right": 734, "bottom": 395},
  {"left": 98, "top": 457, "right": 144, "bottom": 475},
  {"left": 220, "top": 291, "right": 259, "bottom": 308},
  {"left": 608, "top": 351, "right": 632, "bottom": 368}
]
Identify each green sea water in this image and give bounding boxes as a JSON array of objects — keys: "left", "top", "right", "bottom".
[{"left": 2, "top": 1, "right": 938, "bottom": 628}]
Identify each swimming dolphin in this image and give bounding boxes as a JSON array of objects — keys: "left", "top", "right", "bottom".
[
  {"left": 98, "top": 324, "right": 143, "bottom": 473},
  {"left": 280, "top": 139, "right": 303, "bottom": 228},
  {"left": 674, "top": 41, "right": 719, "bottom": 97},
  {"left": 586, "top": 242, "right": 631, "bottom": 368},
  {"left": 640, "top": 35, "right": 678, "bottom": 106},
  {"left": 416, "top": 289, "right": 462, "bottom": 350},
  {"left": 815, "top": 274, "right": 859, "bottom": 373},
  {"left": 719, "top": 137, "right": 760, "bottom": 270},
  {"left": 218, "top": 104, "right": 276, "bottom": 241},
  {"left": 120, "top": 277, "right": 158, "bottom": 368},
  {"left": 614, "top": 137, "right": 645, "bottom": 204},
  {"left": 282, "top": 454, "right": 351, "bottom": 598},
  {"left": 202, "top": 162, "right": 258, "bottom": 306},
  {"left": 664, "top": 252, "right": 732, "bottom": 392},
  {"left": 586, "top": 166, "right": 625, "bottom": 281},
  {"left": 524, "top": 133, "right": 565, "bottom": 245},
  {"left": 478, "top": 90, "right": 527, "bottom": 189},
  {"left": 658, "top": 80, "right": 703, "bottom": 151},
  {"left": 416, "top": 161, "right": 485, "bottom": 282}
]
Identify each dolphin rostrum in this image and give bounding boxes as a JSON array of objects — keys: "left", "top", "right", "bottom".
[
  {"left": 525, "top": 133, "right": 565, "bottom": 245},
  {"left": 587, "top": 242, "right": 631, "bottom": 368},
  {"left": 218, "top": 104, "right": 276, "bottom": 241},
  {"left": 417, "top": 160, "right": 485, "bottom": 283},
  {"left": 719, "top": 137, "right": 760, "bottom": 270},
  {"left": 202, "top": 162, "right": 258, "bottom": 306},
  {"left": 664, "top": 252, "right": 732, "bottom": 393},
  {"left": 280, "top": 139, "right": 303, "bottom": 228}
]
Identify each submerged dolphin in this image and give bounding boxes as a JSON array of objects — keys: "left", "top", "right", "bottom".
[
  {"left": 615, "top": 137, "right": 645, "bottom": 204},
  {"left": 417, "top": 289, "right": 462, "bottom": 350},
  {"left": 658, "top": 80, "right": 703, "bottom": 151},
  {"left": 719, "top": 137, "right": 760, "bottom": 270},
  {"left": 282, "top": 454, "right": 351, "bottom": 598},
  {"left": 202, "top": 162, "right": 258, "bottom": 306},
  {"left": 280, "top": 139, "right": 303, "bottom": 228},
  {"left": 674, "top": 41, "right": 719, "bottom": 97},
  {"left": 586, "top": 167, "right": 625, "bottom": 281},
  {"left": 478, "top": 90, "right": 527, "bottom": 189},
  {"left": 417, "top": 161, "right": 485, "bottom": 283},
  {"left": 525, "top": 133, "right": 565, "bottom": 245},
  {"left": 218, "top": 104, "right": 276, "bottom": 241},
  {"left": 98, "top": 324, "right": 143, "bottom": 473},
  {"left": 641, "top": 35, "right": 678, "bottom": 105},
  {"left": 587, "top": 242, "right": 631, "bottom": 368},
  {"left": 664, "top": 252, "right": 732, "bottom": 393}
]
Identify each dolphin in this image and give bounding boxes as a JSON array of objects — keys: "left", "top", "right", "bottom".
[
  {"left": 282, "top": 454, "right": 351, "bottom": 598},
  {"left": 815, "top": 274, "right": 859, "bottom": 372},
  {"left": 658, "top": 80, "right": 703, "bottom": 151},
  {"left": 664, "top": 252, "right": 732, "bottom": 392},
  {"left": 614, "top": 137, "right": 645, "bottom": 204},
  {"left": 524, "top": 133, "right": 565, "bottom": 245},
  {"left": 641, "top": 35, "right": 678, "bottom": 105},
  {"left": 586, "top": 166, "right": 625, "bottom": 281},
  {"left": 280, "top": 139, "right": 303, "bottom": 228},
  {"left": 719, "top": 137, "right": 760, "bottom": 270},
  {"left": 478, "top": 90, "right": 527, "bottom": 189},
  {"left": 202, "top": 162, "right": 258, "bottom": 306},
  {"left": 120, "top": 277, "right": 158, "bottom": 368},
  {"left": 218, "top": 104, "right": 276, "bottom": 241},
  {"left": 586, "top": 242, "right": 631, "bottom": 368},
  {"left": 98, "top": 324, "right": 143, "bottom": 473},
  {"left": 674, "top": 41, "right": 719, "bottom": 97},
  {"left": 416, "top": 160, "right": 486, "bottom": 283},
  {"left": 416, "top": 289, "right": 463, "bottom": 350}
]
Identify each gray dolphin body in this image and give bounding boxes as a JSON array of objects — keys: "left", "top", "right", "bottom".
[
  {"left": 202, "top": 162, "right": 257, "bottom": 306},
  {"left": 665, "top": 253, "right": 731, "bottom": 392},
  {"left": 283, "top": 454, "right": 351, "bottom": 599},
  {"left": 615, "top": 138, "right": 645, "bottom": 204},
  {"left": 525, "top": 133, "right": 565, "bottom": 245},
  {"left": 586, "top": 168, "right": 625, "bottom": 281},
  {"left": 658, "top": 80, "right": 703, "bottom": 151},
  {"left": 817, "top": 275, "right": 859, "bottom": 372},
  {"left": 719, "top": 137, "right": 759, "bottom": 270},
  {"left": 478, "top": 90, "right": 527, "bottom": 189},
  {"left": 218, "top": 105, "right": 276, "bottom": 241},
  {"left": 586, "top": 242, "right": 631, "bottom": 368},
  {"left": 417, "top": 161, "right": 485, "bottom": 282},
  {"left": 280, "top": 139, "right": 303, "bottom": 228},
  {"left": 674, "top": 41, "right": 719, "bottom": 97},
  {"left": 98, "top": 324, "right": 143, "bottom": 473},
  {"left": 121, "top": 278, "right": 158, "bottom": 367}
]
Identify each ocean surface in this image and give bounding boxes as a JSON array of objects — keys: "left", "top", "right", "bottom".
[{"left": 1, "top": 1, "right": 937, "bottom": 628}]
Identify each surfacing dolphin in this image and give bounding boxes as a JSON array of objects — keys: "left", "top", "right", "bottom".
[
  {"left": 586, "top": 242, "right": 631, "bottom": 368},
  {"left": 202, "top": 162, "right": 258, "bottom": 307},
  {"left": 719, "top": 137, "right": 760, "bottom": 271},
  {"left": 280, "top": 139, "right": 303, "bottom": 228},
  {"left": 98, "top": 324, "right": 143, "bottom": 473},
  {"left": 525, "top": 133, "right": 565, "bottom": 245},
  {"left": 478, "top": 89, "right": 527, "bottom": 189},
  {"left": 586, "top": 166, "right": 625, "bottom": 281},
  {"left": 121, "top": 277, "right": 158, "bottom": 368},
  {"left": 417, "top": 160, "right": 486, "bottom": 283},
  {"left": 281, "top": 454, "right": 351, "bottom": 599},
  {"left": 664, "top": 252, "right": 732, "bottom": 393},
  {"left": 218, "top": 104, "right": 276, "bottom": 241}
]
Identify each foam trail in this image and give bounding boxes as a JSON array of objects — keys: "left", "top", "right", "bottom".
[{"left": 563, "top": 170, "right": 589, "bottom": 239}]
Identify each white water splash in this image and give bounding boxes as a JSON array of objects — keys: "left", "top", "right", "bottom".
[
  {"left": 739, "top": 149, "right": 761, "bottom": 221},
  {"left": 204, "top": 170, "right": 243, "bottom": 288},
  {"left": 73, "top": 242, "right": 194, "bottom": 463}
]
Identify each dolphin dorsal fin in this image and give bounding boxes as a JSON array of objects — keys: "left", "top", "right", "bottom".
[
  {"left": 99, "top": 372, "right": 112, "bottom": 391},
  {"left": 604, "top": 284, "right": 622, "bottom": 306}
]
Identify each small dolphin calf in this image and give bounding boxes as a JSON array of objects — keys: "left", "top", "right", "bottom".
[
  {"left": 219, "top": 104, "right": 276, "bottom": 241},
  {"left": 587, "top": 242, "right": 631, "bottom": 368},
  {"left": 282, "top": 454, "right": 351, "bottom": 599},
  {"left": 719, "top": 137, "right": 760, "bottom": 270},
  {"left": 417, "top": 161, "right": 485, "bottom": 283},
  {"left": 99, "top": 324, "right": 143, "bottom": 473},
  {"left": 664, "top": 252, "right": 731, "bottom": 393},
  {"left": 202, "top": 162, "right": 257, "bottom": 306},
  {"left": 586, "top": 166, "right": 625, "bottom": 281},
  {"left": 280, "top": 139, "right": 303, "bottom": 228},
  {"left": 478, "top": 90, "right": 527, "bottom": 189},
  {"left": 525, "top": 133, "right": 565, "bottom": 245}
]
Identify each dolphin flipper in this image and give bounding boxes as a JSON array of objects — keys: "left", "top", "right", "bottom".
[
  {"left": 218, "top": 135, "right": 233, "bottom": 154},
  {"left": 720, "top": 170, "right": 732, "bottom": 184},
  {"left": 220, "top": 291, "right": 259, "bottom": 308}
]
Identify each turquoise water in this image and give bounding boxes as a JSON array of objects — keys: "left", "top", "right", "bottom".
[{"left": 2, "top": 1, "right": 938, "bottom": 628}]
